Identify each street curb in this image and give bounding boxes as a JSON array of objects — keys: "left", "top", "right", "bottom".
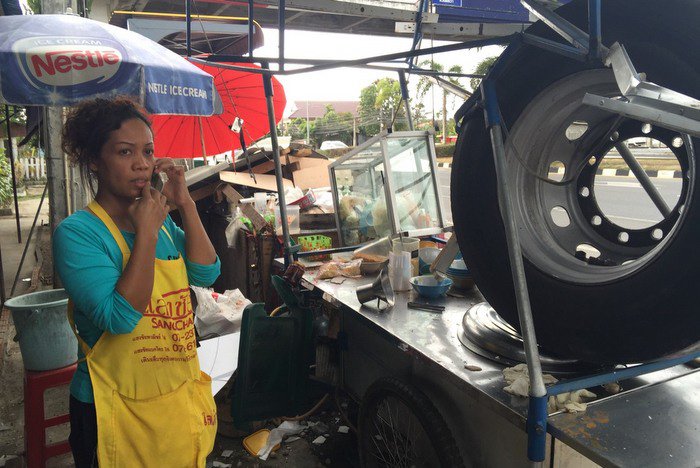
[
  {"left": 554, "top": 167, "right": 682, "bottom": 179},
  {"left": 436, "top": 162, "right": 682, "bottom": 179}
]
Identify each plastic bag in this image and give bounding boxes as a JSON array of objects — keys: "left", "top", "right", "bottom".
[
  {"left": 225, "top": 208, "right": 247, "bottom": 248},
  {"left": 317, "top": 258, "right": 362, "bottom": 280},
  {"left": 191, "top": 286, "right": 251, "bottom": 337}
]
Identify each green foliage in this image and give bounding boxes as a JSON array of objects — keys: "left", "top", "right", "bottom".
[
  {"left": 0, "top": 152, "right": 13, "bottom": 208},
  {"left": 286, "top": 117, "right": 313, "bottom": 143},
  {"left": 434, "top": 143, "right": 456, "bottom": 158},
  {"left": 26, "top": 0, "right": 41, "bottom": 13},
  {"left": 285, "top": 106, "right": 356, "bottom": 147},
  {"left": 415, "top": 60, "right": 465, "bottom": 142},
  {"left": 311, "top": 106, "right": 355, "bottom": 147},
  {"left": 470, "top": 56, "right": 499, "bottom": 92},
  {"left": 358, "top": 78, "right": 408, "bottom": 137}
]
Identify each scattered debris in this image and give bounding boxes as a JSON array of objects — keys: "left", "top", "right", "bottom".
[
  {"left": 603, "top": 382, "right": 622, "bottom": 394},
  {"left": 0, "top": 455, "right": 19, "bottom": 468},
  {"left": 312, "top": 436, "right": 326, "bottom": 445},
  {"left": 547, "top": 389, "right": 597, "bottom": 413},
  {"left": 213, "top": 462, "right": 232, "bottom": 468},
  {"left": 311, "top": 422, "right": 329, "bottom": 435},
  {"left": 221, "top": 450, "right": 233, "bottom": 458},
  {"left": 258, "top": 421, "right": 304, "bottom": 461},
  {"left": 503, "top": 364, "right": 596, "bottom": 413},
  {"left": 337, "top": 425, "right": 350, "bottom": 434},
  {"left": 286, "top": 436, "right": 301, "bottom": 443},
  {"left": 464, "top": 364, "right": 482, "bottom": 372}
]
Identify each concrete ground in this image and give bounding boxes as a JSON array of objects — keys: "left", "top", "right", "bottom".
[{"left": 0, "top": 186, "right": 355, "bottom": 467}]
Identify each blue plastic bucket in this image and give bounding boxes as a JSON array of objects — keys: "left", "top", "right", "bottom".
[{"left": 5, "top": 289, "right": 77, "bottom": 371}]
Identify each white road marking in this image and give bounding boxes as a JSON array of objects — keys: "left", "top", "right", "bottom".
[
  {"left": 606, "top": 214, "right": 658, "bottom": 223},
  {"left": 598, "top": 181, "right": 642, "bottom": 188}
]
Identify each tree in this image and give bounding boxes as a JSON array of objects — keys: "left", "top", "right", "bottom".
[
  {"left": 416, "top": 60, "right": 465, "bottom": 143},
  {"left": 285, "top": 117, "right": 313, "bottom": 143},
  {"left": 470, "top": 56, "right": 499, "bottom": 92},
  {"left": 311, "top": 105, "right": 355, "bottom": 147},
  {"left": 358, "top": 78, "right": 408, "bottom": 138}
]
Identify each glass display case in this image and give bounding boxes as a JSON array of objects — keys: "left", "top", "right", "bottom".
[{"left": 328, "top": 131, "right": 448, "bottom": 246}]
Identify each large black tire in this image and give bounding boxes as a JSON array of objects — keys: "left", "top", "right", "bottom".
[
  {"left": 358, "top": 377, "right": 463, "bottom": 468},
  {"left": 452, "top": 0, "right": 700, "bottom": 363}
]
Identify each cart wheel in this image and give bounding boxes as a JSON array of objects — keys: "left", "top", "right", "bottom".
[
  {"left": 358, "top": 378, "right": 463, "bottom": 468},
  {"left": 451, "top": 0, "right": 700, "bottom": 363}
]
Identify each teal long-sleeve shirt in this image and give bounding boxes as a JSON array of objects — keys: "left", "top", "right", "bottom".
[{"left": 53, "top": 210, "right": 221, "bottom": 403}]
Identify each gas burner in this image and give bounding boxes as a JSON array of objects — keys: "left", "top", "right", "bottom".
[{"left": 458, "top": 302, "right": 605, "bottom": 375}]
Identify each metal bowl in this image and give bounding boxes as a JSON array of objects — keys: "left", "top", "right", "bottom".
[{"left": 360, "top": 259, "right": 389, "bottom": 276}]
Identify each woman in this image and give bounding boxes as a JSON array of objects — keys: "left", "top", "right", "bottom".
[{"left": 53, "top": 98, "right": 221, "bottom": 467}]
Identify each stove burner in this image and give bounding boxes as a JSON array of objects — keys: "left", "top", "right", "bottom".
[{"left": 458, "top": 302, "right": 604, "bottom": 375}]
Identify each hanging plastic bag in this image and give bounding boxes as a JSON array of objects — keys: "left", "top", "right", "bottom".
[
  {"left": 225, "top": 207, "right": 246, "bottom": 248},
  {"left": 191, "top": 286, "right": 251, "bottom": 337}
]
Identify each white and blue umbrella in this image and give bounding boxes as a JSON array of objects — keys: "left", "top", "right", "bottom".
[{"left": 0, "top": 14, "right": 220, "bottom": 116}]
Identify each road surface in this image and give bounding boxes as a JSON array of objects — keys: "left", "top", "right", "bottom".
[{"left": 437, "top": 169, "right": 682, "bottom": 230}]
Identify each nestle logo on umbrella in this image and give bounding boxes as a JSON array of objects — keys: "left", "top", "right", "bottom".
[{"left": 15, "top": 38, "right": 123, "bottom": 87}]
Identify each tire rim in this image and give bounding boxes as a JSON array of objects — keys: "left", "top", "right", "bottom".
[{"left": 505, "top": 69, "right": 694, "bottom": 284}]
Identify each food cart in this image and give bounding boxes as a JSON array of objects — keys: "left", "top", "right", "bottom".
[
  {"left": 280, "top": 269, "right": 699, "bottom": 467},
  {"left": 194, "top": 0, "right": 700, "bottom": 464}
]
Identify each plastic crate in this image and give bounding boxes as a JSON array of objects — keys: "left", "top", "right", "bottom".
[{"left": 298, "top": 235, "right": 332, "bottom": 261}]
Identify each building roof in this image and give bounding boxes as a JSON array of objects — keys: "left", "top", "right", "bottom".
[{"left": 288, "top": 101, "right": 360, "bottom": 119}]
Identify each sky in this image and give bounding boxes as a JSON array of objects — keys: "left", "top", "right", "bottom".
[{"left": 254, "top": 29, "right": 504, "bottom": 118}]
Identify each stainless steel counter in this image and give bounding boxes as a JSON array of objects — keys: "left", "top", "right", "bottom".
[{"left": 280, "top": 260, "right": 700, "bottom": 465}]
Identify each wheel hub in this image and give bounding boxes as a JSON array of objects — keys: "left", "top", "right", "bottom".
[{"left": 505, "top": 69, "right": 694, "bottom": 284}]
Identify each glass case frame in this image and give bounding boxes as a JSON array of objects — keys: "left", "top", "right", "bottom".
[{"left": 328, "top": 130, "right": 449, "bottom": 246}]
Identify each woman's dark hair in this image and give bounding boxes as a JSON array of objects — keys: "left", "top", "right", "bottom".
[{"left": 62, "top": 97, "right": 152, "bottom": 195}]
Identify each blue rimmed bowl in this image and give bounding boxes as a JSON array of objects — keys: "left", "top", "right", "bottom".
[{"left": 410, "top": 275, "right": 453, "bottom": 298}]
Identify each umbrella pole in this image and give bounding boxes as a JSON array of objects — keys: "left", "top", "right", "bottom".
[
  {"left": 4, "top": 105, "right": 21, "bottom": 243},
  {"left": 261, "top": 62, "right": 292, "bottom": 268},
  {"left": 197, "top": 116, "right": 208, "bottom": 165}
]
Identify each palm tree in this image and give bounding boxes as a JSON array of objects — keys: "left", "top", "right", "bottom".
[
  {"left": 416, "top": 60, "right": 465, "bottom": 144},
  {"left": 470, "top": 56, "right": 499, "bottom": 92}
]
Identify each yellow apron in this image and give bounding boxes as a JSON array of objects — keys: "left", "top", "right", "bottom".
[{"left": 68, "top": 201, "right": 217, "bottom": 468}]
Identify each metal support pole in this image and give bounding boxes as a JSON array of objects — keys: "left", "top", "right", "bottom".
[
  {"left": 11, "top": 184, "right": 47, "bottom": 297},
  {"left": 614, "top": 142, "right": 671, "bottom": 217},
  {"left": 262, "top": 62, "right": 291, "bottom": 267},
  {"left": 481, "top": 80, "right": 546, "bottom": 464},
  {"left": 248, "top": 0, "right": 255, "bottom": 58},
  {"left": 587, "top": 0, "right": 602, "bottom": 61},
  {"left": 406, "top": 0, "right": 427, "bottom": 70},
  {"left": 185, "top": 0, "right": 192, "bottom": 57},
  {"left": 399, "top": 71, "right": 413, "bottom": 130},
  {"left": 278, "top": 0, "right": 285, "bottom": 71},
  {"left": 0, "top": 243, "right": 5, "bottom": 305},
  {"left": 4, "top": 105, "right": 21, "bottom": 243}
]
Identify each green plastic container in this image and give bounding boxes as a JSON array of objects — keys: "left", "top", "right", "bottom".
[{"left": 5, "top": 289, "right": 78, "bottom": 371}]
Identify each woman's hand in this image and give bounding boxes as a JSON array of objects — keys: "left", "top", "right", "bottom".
[
  {"left": 128, "top": 184, "right": 168, "bottom": 239},
  {"left": 156, "top": 158, "right": 193, "bottom": 209}
]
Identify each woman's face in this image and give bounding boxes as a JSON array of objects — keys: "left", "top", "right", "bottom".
[{"left": 91, "top": 118, "right": 155, "bottom": 200}]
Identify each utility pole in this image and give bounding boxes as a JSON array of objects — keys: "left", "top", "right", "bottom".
[
  {"left": 352, "top": 116, "right": 357, "bottom": 146},
  {"left": 305, "top": 101, "right": 310, "bottom": 145},
  {"left": 442, "top": 90, "right": 447, "bottom": 144},
  {"left": 42, "top": 0, "right": 69, "bottom": 236}
]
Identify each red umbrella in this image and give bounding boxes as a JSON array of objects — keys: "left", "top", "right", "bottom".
[{"left": 151, "top": 58, "right": 286, "bottom": 158}]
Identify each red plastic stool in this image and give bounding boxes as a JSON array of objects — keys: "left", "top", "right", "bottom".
[{"left": 24, "top": 363, "right": 77, "bottom": 468}]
